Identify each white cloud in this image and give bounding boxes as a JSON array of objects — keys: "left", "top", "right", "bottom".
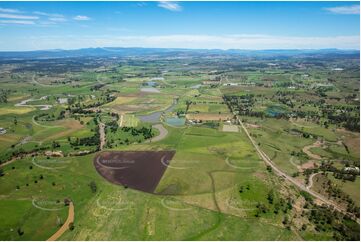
[
  {"left": 73, "top": 15, "right": 90, "bottom": 21},
  {"left": 33, "top": 11, "right": 64, "bottom": 18},
  {"left": 324, "top": 5, "right": 360, "bottom": 14},
  {"left": 0, "top": 13, "right": 39, "bottom": 20},
  {"left": 0, "top": 20, "right": 35, "bottom": 25},
  {"left": 158, "top": 1, "right": 182, "bottom": 12},
  {"left": 0, "top": 7, "right": 22, "bottom": 13},
  {"left": 48, "top": 17, "right": 67, "bottom": 22},
  {"left": 5, "top": 34, "right": 358, "bottom": 51},
  {"left": 136, "top": 2, "right": 147, "bottom": 7}
]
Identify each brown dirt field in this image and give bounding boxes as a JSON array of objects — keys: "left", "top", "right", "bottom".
[
  {"left": 186, "top": 113, "right": 233, "bottom": 121},
  {"left": 245, "top": 123, "right": 261, "bottom": 129},
  {"left": 42, "top": 119, "right": 84, "bottom": 142},
  {"left": 94, "top": 151, "right": 176, "bottom": 193},
  {"left": 299, "top": 161, "right": 316, "bottom": 171}
]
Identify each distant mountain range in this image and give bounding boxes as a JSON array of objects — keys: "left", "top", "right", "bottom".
[{"left": 0, "top": 47, "right": 359, "bottom": 60}]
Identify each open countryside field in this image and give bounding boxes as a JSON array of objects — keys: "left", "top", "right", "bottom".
[{"left": 0, "top": 47, "right": 359, "bottom": 240}]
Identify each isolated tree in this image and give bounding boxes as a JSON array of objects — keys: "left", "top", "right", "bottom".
[
  {"left": 17, "top": 227, "right": 24, "bottom": 236},
  {"left": 89, "top": 181, "right": 97, "bottom": 193},
  {"left": 68, "top": 222, "right": 75, "bottom": 231},
  {"left": 266, "top": 165, "right": 272, "bottom": 172},
  {"left": 267, "top": 190, "right": 274, "bottom": 204}
]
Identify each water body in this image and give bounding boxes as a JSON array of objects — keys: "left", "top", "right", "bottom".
[
  {"left": 165, "top": 117, "right": 186, "bottom": 127},
  {"left": 265, "top": 105, "right": 287, "bottom": 117},
  {"left": 138, "top": 99, "right": 177, "bottom": 123}
]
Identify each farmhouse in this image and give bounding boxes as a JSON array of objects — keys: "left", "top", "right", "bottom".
[{"left": 58, "top": 98, "right": 68, "bottom": 104}]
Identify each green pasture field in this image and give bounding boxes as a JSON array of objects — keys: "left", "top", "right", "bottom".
[{"left": 329, "top": 176, "right": 360, "bottom": 204}]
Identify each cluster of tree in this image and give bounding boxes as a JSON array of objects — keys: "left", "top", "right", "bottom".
[
  {"left": 90, "top": 83, "right": 106, "bottom": 91},
  {"left": 105, "top": 124, "right": 154, "bottom": 148},
  {"left": 34, "top": 113, "right": 56, "bottom": 122},
  {"left": 0, "top": 147, "right": 48, "bottom": 165},
  {"left": 70, "top": 130, "right": 100, "bottom": 147},
  {"left": 89, "top": 181, "right": 97, "bottom": 193},
  {"left": 58, "top": 110, "right": 66, "bottom": 120},
  {"left": 304, "top": 169, "right": 359, "bottom": 218},
  {"left": 321, "top": 105, "right": 360, "bottom": 132},
  {"left": 120, "top": 126, "right": 153, "bottom": 139},
  {"left": 0, "top": 89, "right": 10, "bottom": 103},
  {"left": 288, "top": 128, "right": 315, "bottom": 139},
  {"left": 307, "top": 205, "right": 359, "bottom": 241},
  {"left": 51, "top": 141, "right": 60, "bottom": 149},
  {"left": 318, "top": 161, "right": 359, "bottom": 182},
  {"left": 68, "top": 93, "right": 116, "bottom": 112},
  {"left": 224, "top": 94, "right": 255, "bottom": 113}
]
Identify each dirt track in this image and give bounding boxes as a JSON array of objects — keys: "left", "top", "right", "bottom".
[
  {"left": 307, "top": 173, "right": 320, "bottom": 190},
  {"left": 302, "top": 140, "right": 323, "bottom": 160},
  {"left": 145, "top": 124, "right": 168, "bottom": 143},
  {"left": 47, "top": 202, "right": 74, "bottom": 241}
]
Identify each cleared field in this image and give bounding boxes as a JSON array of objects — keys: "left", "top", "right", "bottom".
[
  {"left": 222, "top": 124, "right": 239, "bottom": 132},
  {"left": 186, "top": 113, "right": 233, "bottom": 121},
  {"left": 94, "top": 151, "right": 176, "bottom": 193},
  {"left": 120, "top": 114, "right": 139, "bottom": 127},
  {"left": 0, "top": 106, "right": 35, "bottom": 115}
]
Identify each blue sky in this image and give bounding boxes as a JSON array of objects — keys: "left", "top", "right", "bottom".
[{"left": 0, "top": 1, "right": 359, "bottom": 51}]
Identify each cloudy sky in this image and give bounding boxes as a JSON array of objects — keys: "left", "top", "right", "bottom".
[{"left": 0, "top": 1, "right": 359, "bottom": 51}]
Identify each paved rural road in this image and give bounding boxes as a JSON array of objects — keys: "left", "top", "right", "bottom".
[
  {"left": 47, "top": 202, "right": 74, "bottom": 241},
  {"left": 237, "top": 116, "right": 353, "bottom": 218},
  {"left": 99, "top": 122, "right": 106, "bottom": 150},
  {"left": 145, "top": 124, "right": 168, "bottom": 143}
]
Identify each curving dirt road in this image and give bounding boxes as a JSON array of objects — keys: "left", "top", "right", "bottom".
[
  {"left": 302, "top": 141, "right": 323, "bottom": 160},
  {"left": 306, "top": 172, "right": 320, "bottom": 190},
  {"left": 47, "top": 202, "right": 74, "bottom": 241},
  {"left": 237, "top": 116, "right": 355, "bottom": 219},
  {"left": 144, "top": 124, "right": 168, "bottom": 143}
]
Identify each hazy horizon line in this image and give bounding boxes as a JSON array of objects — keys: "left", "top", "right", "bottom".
[{"left": 0, "top": 46, "right": 360, "bottom": 53}]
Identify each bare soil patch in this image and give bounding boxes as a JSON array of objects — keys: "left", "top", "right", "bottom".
[
  {"left": 94, "top": 151, "right": 175, "bottom": 193},
  {"left": 299, "top": 160, "right": 316, "bottom": 171},
  {"left": 222, "top": 124, "right": 239, "bottom": 132},
  {"left": 245, "top": 123, "right": 261, "bottom": 129},
  {"left": 186, "top": 113, "right": 233, "bottom": 121}
]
